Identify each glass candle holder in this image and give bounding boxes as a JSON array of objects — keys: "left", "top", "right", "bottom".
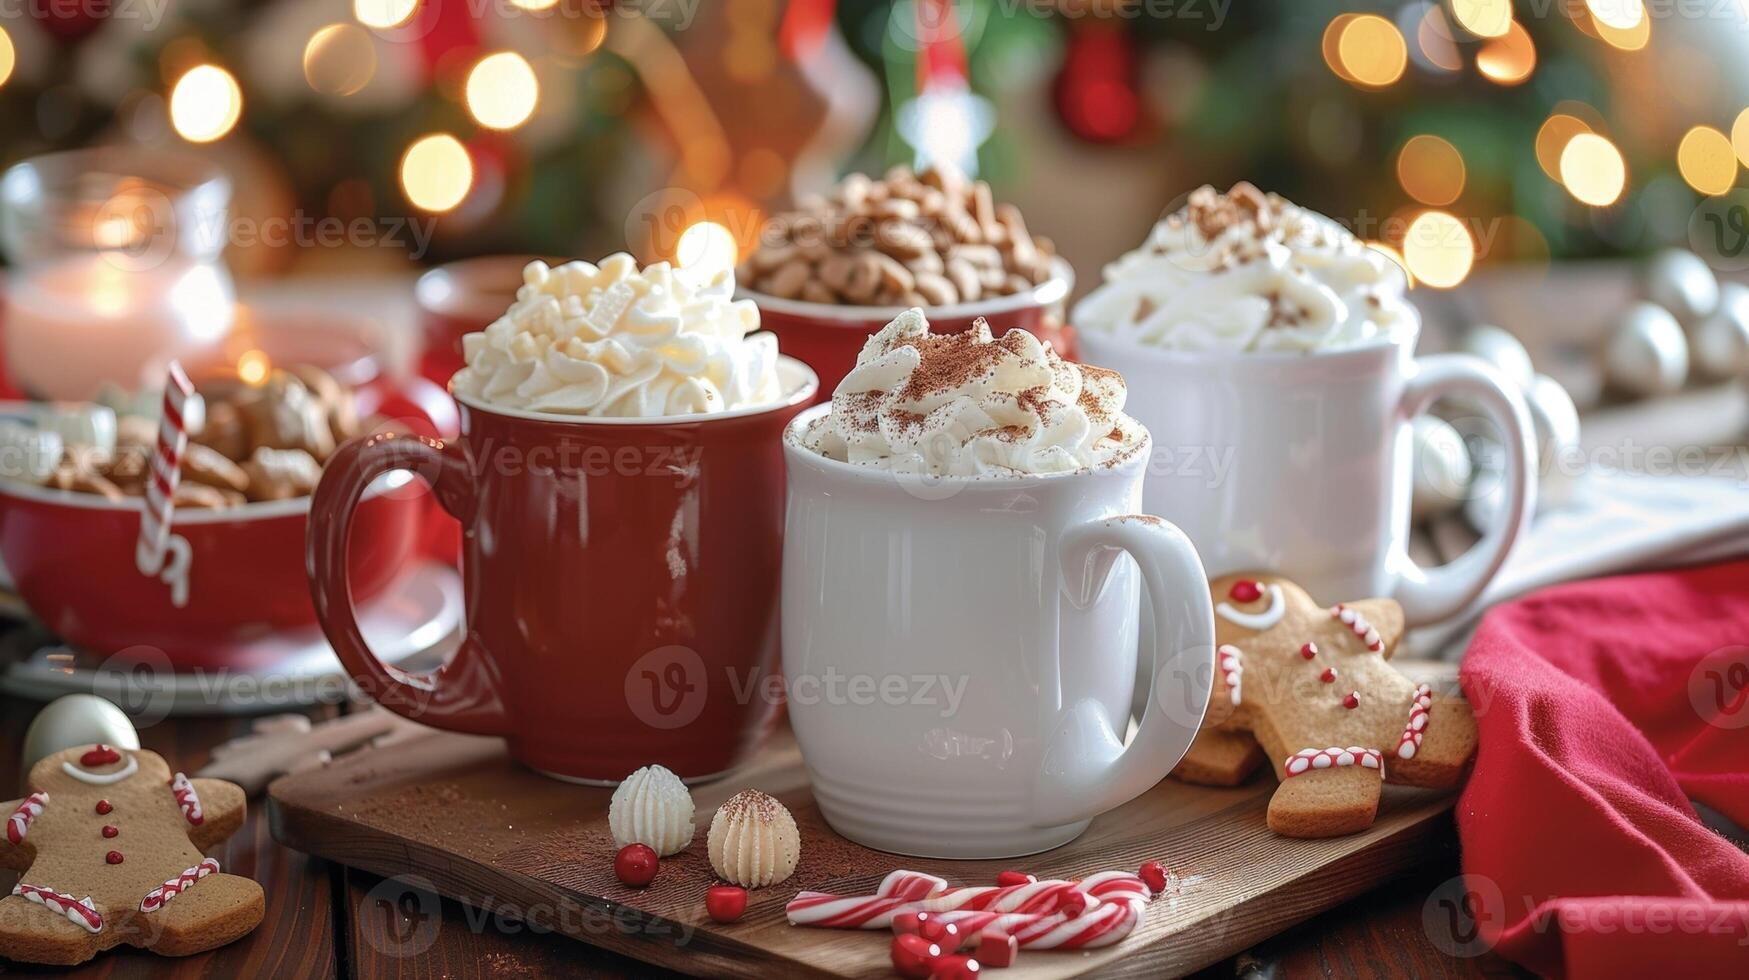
[{"left": 0, "top": 147, "right": 237, "bottom": 401}]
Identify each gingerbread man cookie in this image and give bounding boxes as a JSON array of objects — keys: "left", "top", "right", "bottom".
[
  {"left": 0, "top": 744, "right": 263, "bottom": 965},
  {"left": 1173, "top": 574, "right": 1478, "bottom": 838}
]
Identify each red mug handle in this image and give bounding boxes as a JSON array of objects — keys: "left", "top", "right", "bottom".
[{"left": 307, "top": 432, "right": 509, "bottom": 736}]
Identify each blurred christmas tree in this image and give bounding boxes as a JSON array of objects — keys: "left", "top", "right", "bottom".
[{"left": 1, "top": 0, "right": 1744, "bottom": 281}]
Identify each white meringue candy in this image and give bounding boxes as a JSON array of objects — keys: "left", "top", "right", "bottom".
[
  {"left": 608, "top": 764, "right": 696, "bottom": 857},
  {"left": 707, "top": 789, "right": 800, "bottom": 888}
]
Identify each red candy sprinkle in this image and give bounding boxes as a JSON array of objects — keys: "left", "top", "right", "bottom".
[
  {"left": 929, "top": 955, "right": 982, "bottom": 980},
  {"left": 1138, "top": 860, "right": 1169, "bottom": 894},
  {"left": 105, "top": 851, "right": 123, "bottom": 865},
  {"left": 705, "top": 884, "right": 746, "bottom": 923},
  {"left": 891, "top": 934, "right": 944, "bottom": 979},
  {"left": 975, "top": 931, "right": 1018, "bottom": 968},
  {"left": 80, "top": 745, "right": 121, "bottom": 767},
  {"left": 94, "top": 800, "right": 113, "bottom": 815},
  {"left": 922, "top": 920, "right": 961, "bottom": 948},
  {"left": 1300, "top": 643, "right": 1318, "bottom": 660},
  {"left": 994, "top": 870, "right": 1035, "bottom": 888},
  {"left": 612, "top": 844, "right": 658, "bottom": 887},
  {"left": 1227, "top": 579, "right": 1263, "bottom": 603},
  {"left": 101, "top": 826, "right": 119, "bottom": 839},
  {"left": 1321, "top": 667, "right": 1338, "bottom": 683},
  {"left": 1344, "top": 692, "right": 1361, "bottom": 709}
]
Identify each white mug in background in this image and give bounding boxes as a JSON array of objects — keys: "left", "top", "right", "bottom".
[
  {"left": 1077, "top": 322, "right": 1536, "bottom": 627},
  {"left": 780, "top": 405, "right": 1215, "bottom": 859}
]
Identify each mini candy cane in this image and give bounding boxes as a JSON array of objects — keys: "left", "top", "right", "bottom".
[
  {"left": 788, "top": 870, "right": 1153, "bottom": 930},
  {"left": 6, "top": 791, "right": 48, "bottom": 844},
  {"left": 134, "top": 361, "right": 203, "bottom": 578}
]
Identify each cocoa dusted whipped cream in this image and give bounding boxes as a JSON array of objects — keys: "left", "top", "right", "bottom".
[
  {"left": 797, "top": 309, "right": 1144, "bottom": 477},
  {"left": 1073, "top": 183, "right": 1416, "bottom": 353}
]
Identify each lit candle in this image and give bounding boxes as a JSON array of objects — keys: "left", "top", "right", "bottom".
[{"left": 3, "top": 252, "right": 236, "bottom": 401}]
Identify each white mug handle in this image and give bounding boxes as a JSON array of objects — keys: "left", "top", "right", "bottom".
[
  {"left": 1394, "top": 354, "right": 1538, "bottom": 625},
  {"left": 1032, "top": 516, "right": 1214, "bottom": 828}
]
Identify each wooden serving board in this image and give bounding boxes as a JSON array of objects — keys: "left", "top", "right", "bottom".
[{"left": 269, "top": 666, "right": 1466, "bottom": 979}]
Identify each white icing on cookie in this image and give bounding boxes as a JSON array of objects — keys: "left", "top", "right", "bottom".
[
  {"left": 1217, "top": 584, "right": 1285, "bottom": 631},
  {"left": 60, "top": 754, "right": 138, "bottom": 785},
  {"left": 1218, "top": 645, "right": 1244, "bottom": 706}
]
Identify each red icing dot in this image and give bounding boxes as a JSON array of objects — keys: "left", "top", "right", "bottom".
[
  {"left": 1321, "top": 667, "right": 1338, "bottom": 683},
  {"left": 80, "top": 745, "right": 121, "bottom": 767},
  {"left": 1300, "top": 643, "right": 1318, "bottom": 660},
  {"left": 105, "top": 851, "right": 123, "bottom": 865},
  {"left": 1344, "top": 692, "right": 1360, "bottom": 709},
  {"left": 94, "top": 800, "right": 113, "bottom": 815},
  {"left": 1228, "top": 579, "right": 1263, "bottom": 603},
  {"left": 101, "top": 826, "right": 118, "bottom": 838}
]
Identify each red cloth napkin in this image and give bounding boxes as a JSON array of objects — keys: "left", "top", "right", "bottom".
[{"left": 1458, "top": 558, "right": 1749, "bottom": 977}]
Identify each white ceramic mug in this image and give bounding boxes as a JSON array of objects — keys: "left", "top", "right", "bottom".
[
  {"left": 1076, "top": 324, "right": 1536, "bottom": 626},
  {"left": 781, "top": 406, "right": 1215, "bottom": 858}
]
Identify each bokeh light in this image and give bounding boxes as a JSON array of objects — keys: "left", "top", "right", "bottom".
[
  {"left": 1397, "top": 135, "right": 1466, "bottom": 206},
  {"left": 0, "top": 27, "right": 14, "bottom": 89},
  {"left": 400, "top": 134, "right": 473, "bottom": 213},
  {"left": 1677, "top": 125, "right": 1739, "bottom": 196},
  {"left": 511, "top": 0, "right": 559, "bottom": 9},
  {"left": 1560, "top": 132, "right": 1627, "bottom": 206},
  {"left": 1476, "top": 21, "right": 1536, "bottom": 85},
  {"left": 237, "top": 350, "right": 272, "bottom": 386},
  {"left": 1732, "top": 107, "right": 1749, "bottom": 168},
  {"left": 1335, "top": 15, "right": 1408, "bottom": 88},
  {"left": 1415, "top": 6, "right": 1463, "bottom": 72},
  {"left": 465, "top": 52, "right": 539, "bottom": 131},
  {"left": 303, "top": 24, "right": 377, "bottom": 97},
  {"left": 1535, "top": 113, "right": 1592, "bottom": 180},
  {"left": 676, "top": 222, "right": 739, "bottom": 275},
  {"left": 354, "top": 0, "right": 418, "bottom": 30},
  {"left": 1403, "top": 211, "right": 1474, "bottom": 288},
  {"left": 1449, "top": 0, "right": 1513, "bottom": 38},
  {"left": 169, "top": 65, "right": 243, "bottom": 143},
  {"left": 1366, "top": 241, "right": 1414, "bottom": 287},
  {"left": 1585, "top": 0, "right": 1644, "bottom": 30},
  {"left": 1593, "top": 6, "right": 1651, "bottom": 50},
  {"left": 1322, "top": 14, "right": 1360, "bottom": 83}
]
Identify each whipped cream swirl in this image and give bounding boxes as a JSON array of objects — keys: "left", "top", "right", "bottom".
[
  {"left": 1073, "top": 184, "right": 1416, "bottom": 353},
  {"left": 453, "top": 254, "right": 783, "bottom": 417},
  {"left": 798, "top": 309, "right": 1143, "bottom": 477}
]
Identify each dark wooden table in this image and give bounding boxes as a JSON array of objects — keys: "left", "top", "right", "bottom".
[{"left": 0, "top": 695, "right": 1528, "bottom": 980}]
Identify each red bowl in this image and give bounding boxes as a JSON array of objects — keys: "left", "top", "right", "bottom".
[
  {"left": 741, "top": 260, "right": 1078, "bottom": 397},
  {"left": 0, "top": 475, "right": 422, "bottom": 669}
]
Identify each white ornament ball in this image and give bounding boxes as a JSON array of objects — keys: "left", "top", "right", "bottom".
[
  {"left": 21, "top": 695, "right": 140, "bottom": 774},
  {"left": 1460, "top": 325, "right": 1535, "bottom": 391},
  {"left": 608, "top": 764, "right": 696, "bottom": 857},
  {"left": 1693, "top": 283, "right": 1749, "bottom": 379},
  {"left": 1528, "top": 373, "right": 1581, "bottom": 508},
  {"left": 708, "top": 789, "right": 800, "bottom": 888},
  {"left": 1606, "top": 303, "right": 1689, "bottom": 397},
  {"left": 1409, "top": 416, "right": 1473, "bottom": 519},
  {"left": 1644, "top": 249, "right": 1719, "bottom": 327}
]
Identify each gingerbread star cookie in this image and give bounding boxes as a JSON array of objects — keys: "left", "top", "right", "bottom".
[
  {"left": 1173, "top": 574, "right": 1478, "bottom": 838},
  {"left": 0, "top": 744, "right": 264, "bottom": 965}
]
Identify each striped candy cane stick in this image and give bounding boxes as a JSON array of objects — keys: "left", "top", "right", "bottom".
[
  {"left": 134, "top": 361, "right": 203, "bottom": 576},
  {"left": 787, "top": 870, "right": 1153, "bottom": 930}
]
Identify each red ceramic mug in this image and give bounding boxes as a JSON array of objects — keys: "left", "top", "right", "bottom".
[
  {"left": 307, "top": 358, "right": 819, "bottom": 782},
  {"left": 741, "top": 259, "right": 1078, "bottom": 397}
]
